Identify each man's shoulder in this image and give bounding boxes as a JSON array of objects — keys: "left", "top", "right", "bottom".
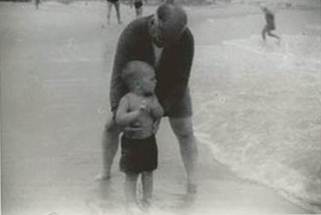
[
  {"left": 180, "top": 27, "right": 194, "bottom": 44},
  {"left": 121, "top": 16, "right": 151, "bottom": 37}
]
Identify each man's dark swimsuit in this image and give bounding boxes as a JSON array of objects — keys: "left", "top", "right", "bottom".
[{"left": 110, "top": 16, "right": 194, "bottom": 117}]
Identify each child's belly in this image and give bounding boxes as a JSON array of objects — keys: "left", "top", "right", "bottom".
[{"left": 124, "top": 120, "right": 154, "bottom": 139}]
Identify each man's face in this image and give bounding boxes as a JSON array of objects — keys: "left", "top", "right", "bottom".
[
  {"left": 149, "top": 15, "right": 165, "bottom": 47},
  {"left": 149, "top": 14, "right": 185, "bottom": 47}
]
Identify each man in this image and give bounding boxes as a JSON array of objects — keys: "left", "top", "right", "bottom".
[
  {"left": 99, "top": 2, "right": 198, "bottom": 194},
  {"left": 261, "top": 6, "right": 281, "bottom": 41}
]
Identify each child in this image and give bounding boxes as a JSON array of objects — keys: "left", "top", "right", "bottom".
[
  {"left": 107, "top": 0, "right": 122, "bottom": 24},
  {"left": 115, "top": 61, "right": 164, "bottom": 210},
  {"left": 261, "top": 6, "right": 281, "bottom": 42}
]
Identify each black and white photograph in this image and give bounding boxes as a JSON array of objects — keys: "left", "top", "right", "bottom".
[{"left": 1, "top": 0, "right": 321, "bottom": 214}]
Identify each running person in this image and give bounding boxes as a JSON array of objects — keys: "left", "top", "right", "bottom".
[{"left": 261, "top": 6, "right": 281, "bottom": 41}]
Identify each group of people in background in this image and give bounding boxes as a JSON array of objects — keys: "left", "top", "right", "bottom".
[
  {"left": 106, "top": 0, "right": 281, "bottom": 43},
  {"left": 107, "top": 0, "right": 145, "bottom": 24},
  {"left": 32, "top": 0, "right": 281, "bottom": 44}
]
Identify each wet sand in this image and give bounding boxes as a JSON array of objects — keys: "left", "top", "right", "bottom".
[{"left": 1, "top": 1, "right": 318, "bottom": 214}]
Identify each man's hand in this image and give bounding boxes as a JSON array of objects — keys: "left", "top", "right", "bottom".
[{"left": 152, "top": 119, "right": 161, "bottom": 134}]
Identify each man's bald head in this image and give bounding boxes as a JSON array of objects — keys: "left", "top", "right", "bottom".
[{"left": 149, "top": 3, "right": 187, "bottom": 47}]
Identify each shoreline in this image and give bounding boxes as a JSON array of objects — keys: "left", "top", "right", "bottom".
[{"left": 1, "top": 1, "right": 320, "bottom": 214}]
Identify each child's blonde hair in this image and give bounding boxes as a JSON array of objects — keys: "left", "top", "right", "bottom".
[{"left": 121, "top": 61, "right": 155, "bottom": 89}]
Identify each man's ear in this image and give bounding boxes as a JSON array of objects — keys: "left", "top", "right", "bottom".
[{"left": 150, "top": 17, "right": 155, "bottom": 26}]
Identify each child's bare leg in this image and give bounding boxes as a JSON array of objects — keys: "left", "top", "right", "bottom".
[
  {"left": 141, "top": 171, "right": 153, "bottom": 207},
  {"left": 125, "top": 173, "right": 139, "bottom": 206}
]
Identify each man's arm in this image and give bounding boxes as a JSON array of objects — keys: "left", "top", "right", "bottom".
[{"left": 109, "top": 27, "right": 134, "bottom": 112}]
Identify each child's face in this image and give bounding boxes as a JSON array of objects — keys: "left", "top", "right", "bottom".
[{"left": 139, "top": 70, "right": 156, "bottom": 94}]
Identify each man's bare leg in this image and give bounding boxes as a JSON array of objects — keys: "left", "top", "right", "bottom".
[
  {"left": 169, "top": 117, "right": 198, "bottom": 194},
  {"left": 96, "top": 114, "right": 120, "bottom": 180},
  {"left": 262, "top": 27, "right": 267, "bottom": 41}
]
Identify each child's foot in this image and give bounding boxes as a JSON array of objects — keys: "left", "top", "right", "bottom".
[
  {"left": 139, "top": 199, "right": 151, "bottom": 212},
  {"left": 187, "top": 183, "right": 197, "bottom": 194},
  {"left": 95, "top": 172, "right": 111, "bottom": 181},
  {"left": 126, "top": 203, "right": 142, "bottom": 215}
]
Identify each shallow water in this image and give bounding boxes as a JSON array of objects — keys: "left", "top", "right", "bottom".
[{"left": 192, "top": 33, "right": 321, "bottom": 212}]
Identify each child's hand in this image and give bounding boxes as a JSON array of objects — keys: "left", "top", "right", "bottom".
[{"left": 139, "top": 100, "right": 148, "bottom": 112}]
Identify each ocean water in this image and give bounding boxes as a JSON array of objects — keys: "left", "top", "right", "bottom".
[{"left": 192, "top": 33, "right": 321, "bottom": 212}]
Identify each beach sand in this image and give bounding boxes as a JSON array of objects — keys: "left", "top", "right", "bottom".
[{"left": 1, "top": 1, "right": 319, "bottom": 214}]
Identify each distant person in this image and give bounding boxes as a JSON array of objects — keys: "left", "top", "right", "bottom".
[
  {"left": 261, "top": 7, "right": 281, "bottom": 42},
  {"left": 98, "top": 3, "right": 198, "bottom": 195},
  {"left": 35, "top": 0, "right": 40, "bottom": 9},
  {"left": 131, "top": 0, "right": 144, "bottom": 18},
  {"left": 116, "top": 61, "right": 163, "bottom": 210},
  {"left": 107, "top": 0, "right": 122, "bottom": 24}
]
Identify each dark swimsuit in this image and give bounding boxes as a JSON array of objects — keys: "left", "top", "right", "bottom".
[{"left": 120, "top": 135, "right": 158, "bottom": 174}]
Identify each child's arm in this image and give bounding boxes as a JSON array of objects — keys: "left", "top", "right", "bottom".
[
  {"left": 151, "top": 97, "right": 164, "bottom": 120},
  {"left": 115, "top": 96, "right": 142, "bottom": 126},
  {"left": 151, "top": 97, "right": 164, "bottom": 133}
]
